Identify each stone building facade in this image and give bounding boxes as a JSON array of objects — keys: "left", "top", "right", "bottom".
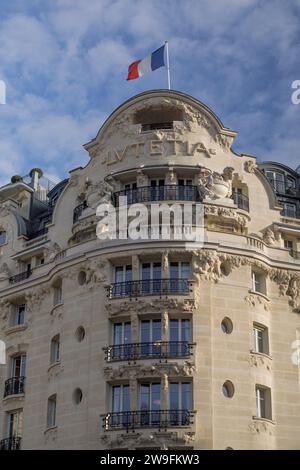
[{"left": 0, "top": 90, "right": 299, "bottom": 450}]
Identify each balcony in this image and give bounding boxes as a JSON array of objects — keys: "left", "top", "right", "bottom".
[
  {"left": 104, "top": 341, "right": 194, "bottom": 362},
  {"left": 112, "top": 185, "right": 201, "bottom": 207},
  {"left": 73, "top": 200, "right": 88, "bottom": 223},
  {"left": 103, "top": 410, "right": 195, "bottom": 432},
  {"left": 9, "top": 270, "right": 32, "bottom": 285},
  {"left": 0, "top": 436, "right": 22, "bottom": 450},
  {"left": 27, "top": 226, "right": 48, "bottom": 240},
  {"left": 4, "top": 376, "right": 25, "bottom": 398},
  {"left": 107, "top": 279, "right": 192, "bottom": 299},
  {"left": 232, "top": 191, "right": 249, "bottom": 212}
]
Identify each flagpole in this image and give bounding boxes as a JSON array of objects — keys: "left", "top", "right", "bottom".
[{"left": 165, "top": 41, "right": 171, "bottom": 90}]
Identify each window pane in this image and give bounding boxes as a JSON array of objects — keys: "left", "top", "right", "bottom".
[
  {"left": 112, "top": 386, "right": 121, "bottom": 412},
  {"left": 151, "top": 383, "right": 161, "bottom": 410},
  {"left": 122, "top": 385, "right": 130, "bottom": 412},
  {"left": 152, "top": 320, "right": 161, "bottom": 342},
  {"left": 115, "top": 267, "right": 123, "bottom": 283},
  {"left": 125, "top": 265, "right": 132, "bottom": 282},
  {"left": 181, "top": 320, "right": 191, "bottom": 342},
  {"left": 182, "top": 383, "right": 191, "bottom": 409},
  {"left": 124, "top": 323, "right": 131, "bottom": 344},
  {"left": 113, "top": 324, "right": 122, "bottom": 345},
  {"left": 141, "top": 320, "right": 150, "bottom": 343},
  {"left": 170, "top": 320, "right": 179, "bottom": 342},
  {"left": 170, "top": 262, "right": 179, "bottom": 278},
  {"left": 181, "top": 262, "right": 191, "bottom": 279},
  {"left": 170, "top": 383, "right": 179, "bottom": 409},
  {"left": 140, "top": 384, "right": 150, "bottom": 410}
]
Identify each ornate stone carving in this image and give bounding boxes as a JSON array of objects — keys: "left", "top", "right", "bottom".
[
  {"left": 204, "top": 204, "right": 248, "bottom": 230},
  {"left": 136, "top": 170, "right": 148, "bottom": 187},
  {"left": 244, "top": 160, "right": 257, "bottom": 173},
  {"left": 248, "top": 420, "right": 274, "bottom": 436},
  {"left": 0, "top": 263, "right": 11, "bottom": 280},
  {"left": 0, "top": 299, "right": 11, "bottom": 321},
  {"left": 86, "top": 179, "right": 116, "bottom": 209},
  {"left": 85, "top": 258, "right": 109, "bottom": 288},
  {"left": 106, "top": 298, "right": 196, "bottom": 317},
  {"left": 197, "top": 166, "right": 234, "bottom": 200},
  {"left": 104, "top": 362, "right": 196, "bottom": 381},
  {"left": 101, "top": 430, "right": 195, "bottom": 449},
  {"left": 165, "top": 168, "right": 177, "bottom": 185},
  {"left": 245, "top": 294, "right": 269, "bottom": 311},
  {"left": 43, "top": 242, "right": 61, "bottom": 262},
  {"left": 248, "top": 353, "right": 271, "bottom": 371}
]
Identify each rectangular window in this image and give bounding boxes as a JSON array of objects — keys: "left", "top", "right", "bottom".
[
  {"left": 114, "top": 265, "right": 132, "bottom": 296},
  {"left": 252, "top": 270, "right": 266, "bottom": 295},
  {"left": 15, "top": 305, "right": 26, "bottom": 326},
  {"left": 283, "top": 203, "right": 297, "bottom": 218},
  {"left": 0, "top": 231, "right": 7, "bottom": 246},
  {"left": 47, "top": 395, "right": 57, "bottom": 428},
  {"left": 11, "top": 355, "right": 26, "bottom": 378},
  {"left": 256, "top": 386, "right": 272, "bottom": 420},
  {"left": 50, "top": 335, "right": 60, "bottom": 364},
  {"left": 169, "top": 319, "right": 191, "bottom": 356},
  {"left": 53, "top": 283, "right": 62, "bottom": 305},
  {"left": 141, "top": 262, "right": 162, "bottom": 294},
  {"left": 169, "top": 382, "right": 192, "bottom": 425},
  {"left": 252, "top": 324, "right": 269, "bottom": 355},
  {"left": 139, "top": 383, "right": 161, "bottom": 425},
  {"left": 112, "top": 385, "right": 130, "bottom": 413},
  {"left": 140, "top": 319, "right": 162, "bottom": 357},
  {"left": 284, "top": 239, "right": 293, "bottom": 250},
  {"left": 112, "top": 322, "right": 132, "bottom": 360},
  {"left": 7, "top": 410, "right": 23, "bottom": 438}
]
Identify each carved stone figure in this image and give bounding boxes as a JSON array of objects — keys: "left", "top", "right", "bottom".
[
  {"left": 197, "top": 166, "right": 234, "bottom": 200},
  {"left": 244, "top": 160, "right": 257, "bottom": 173},
  {"left": 136, "top": 170, "right": 148, "bottom": 187}
]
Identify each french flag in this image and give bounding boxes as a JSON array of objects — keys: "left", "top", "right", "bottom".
[{"left": 127, "top": 45, "right": 165, "bottom": 80}]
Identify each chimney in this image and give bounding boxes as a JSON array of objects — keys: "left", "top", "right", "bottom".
[{"left": 29, "top": 168, "right": 43, "bottom": 191}]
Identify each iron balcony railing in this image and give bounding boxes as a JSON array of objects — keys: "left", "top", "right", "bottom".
[
  {"left": 4, "top": 376, "right": 25, "bottom": 398},
  {"left": 232, "top": 191, "right": 249, "bottom": 212},
  {"left": 0, "top": 436, "right": 22, "bottom": 450},
  {"left": 104, "top": 341, "right": 194, "bottom": 362},
  {"left": 9, "top": 270, "right": 32, "bottom": 285},
  {"left": 73, "top": 200, "right": 88, "bottom": 223},
  {"left": 107, "top": 279, "right": 192, "bottom": 299},
  {"left": 290, "top": 249, "right": 300, "bottom": 260},
  {"left": 103, "top": 410, "right": 195, "bottom": 432},
  {"left": 112, "top": 185, "right": 201, "bottom": 206},
  {"left": 27, "top": 226, "right": 48, "bottom": 240}
]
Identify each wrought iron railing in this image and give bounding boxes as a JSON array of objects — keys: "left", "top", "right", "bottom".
[
  {"left": 27, "top": 226, "right": 48, "bottom": 240},
  {"left": 232, "top": 191, "right": 249, "bottom": 212},
  {"left": 103, "top": 410, "right": 195, "bottom": 431},
  {"left": 107, "top": 279, "right": 192, "bottom": 299},
  {"left": 112, "top": 185, "right": 201, "bottom": 206},
  {"left": 290, "top": 249, "right": 300, "bottom": 259},
  {"left": 0, "top": 436, "right": 22, "bottom": 450},
  {"left": 104, "top": 341, "right": 194, "bottom": 362},
  {"left": 9, "top": 270, "right": 32, "bottom": 284},
  {"left": 73, "top": 200, "right": 88, "bottom": 223},
  {"left": 4, "top": 376, "right": 25, "bottom": 398}
]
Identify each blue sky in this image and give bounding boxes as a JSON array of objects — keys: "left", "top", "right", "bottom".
[{"left": 0, "top": 0, "right": 299, "bottom": 185}]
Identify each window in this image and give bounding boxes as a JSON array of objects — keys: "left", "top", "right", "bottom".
[
  {"left": 113, "top": 265, "right": 132, "bottom": 296},
  {"left": 169, "top": 319, "right": 191, "bottom": 356},
  {"left": 222, "top": 381, "right": 235, "bottom": 398},
  {"left": 252, "top": 324, "right": 269, "bottom": 355},
  {"left": 170, "top": 262, "right": 191, "bottom": 279},
  {"left": 7, "top": 410, "right": 23, "bottom": 439},
  {"left": 141, "top": 262, "right": 162, "bottom": 293},
  {"left": 251, "top": 270, "right": 266, "bottom": 295},
  {"left": 140, "top": 383, "right": 161, "bottom": 425},
  {"left": 50, "top": 335, "right": 60, "bottom": 364},
  {"left": 283, "top": 202, "right": 297, "bottom": 218},
  {"left": 265, "top": 171, "right": 285, "bottom": 193},
  {"left": 169, "top": 382, "right": 192, "bottom": 425},
  {"left": 178, "top": 179, "right": 194, "bottom": 200},
  {"left": 47, "top": 394, "right": 57, "bottom": 428},
  {"left": 140, "top": 319, "right": 161, "bottom": 356},
  {"left": 11, "top": 355, "right": 26, "bottom": 378},
  {"left": 284, "top": 239, "right": 293, "bottom": 250},
  {"left": 124, "top": 182, "right": 138, "bottom": 204},
  {"left": 15, "top": 305, "right": 26, "bottom": 326},
  {"left": 112, "top": 322, "right": 131, "bottom": 359},
  {"left": 142, "top": 122, "right": 173, "bottom": 132},
  {"left": 256, "top": 386, "right": 272, "bottom": 420},
  {"left": 221, "top": 317, "right": 233, "bottom": 334},
  {"left": 53, "top": 279, "right": 62, "bottom": 305},
  {"left": 75, "top": 326, "right": 85, "bottom": 342},
  {"left": 0, "top": 231, "right": 7, "bottom": 246},
  {"left": 286, "top": 176, "right": 296, "bottom": 191},
  {"left": 112, "top": 385, "right": 130, "bottom": 413}
]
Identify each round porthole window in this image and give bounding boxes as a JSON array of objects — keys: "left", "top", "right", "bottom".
[
  {"left": 221, "top": 317, "right": 233, "bottom": 334},
  {"left": 75, "top": 326, "right": 85, "bottom": 342},
  {"left": 222, "top": 381, "right": 235, "bottom": 398},
  {"left": 78, "top": 271, "right": 87, "bottom": 286},
  {"left": 73, "top": 388, "right": 83, "bottom": 404}
]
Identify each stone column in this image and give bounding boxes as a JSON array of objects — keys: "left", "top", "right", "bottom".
[
  {"left": 132, "top": 255, "right": 139, "bottom": 281},
  {"left": 162, "top": 310, "right": 169, "bottom": 342},
  {"left": 161, "top": 373, "right": 169, "bottom": 409},
  {"left": 131, "top": 311, "right": 139, "bottom": 343},
  {"left": 162, "top": 251, "right": 169, "bottom": 279}
]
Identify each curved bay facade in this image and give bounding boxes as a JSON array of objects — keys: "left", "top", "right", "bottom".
[{"left": 0, "top": 90, "right": 300, "bottom": 450}]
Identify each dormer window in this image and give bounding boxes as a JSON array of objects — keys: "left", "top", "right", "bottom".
[
  {"left": 134, "top": 106, "right": 183, "bottom": 133},
  {"left": 141, "top": 122, "right": 173, "bottom": 132}
]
